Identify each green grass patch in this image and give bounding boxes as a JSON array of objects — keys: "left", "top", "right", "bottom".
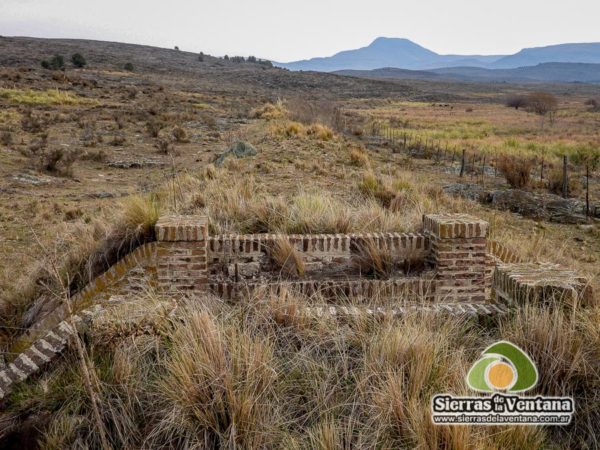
[{"left": 0, "top": 88, "right": 96, "bottom": 106}]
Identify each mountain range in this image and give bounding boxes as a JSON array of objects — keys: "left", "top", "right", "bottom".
[{"left": 276, "top": 38, "right": 600, "bottom": 83}]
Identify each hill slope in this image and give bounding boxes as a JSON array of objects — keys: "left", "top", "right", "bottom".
[{"left": 335, "top": 62, "right": 600, "bottom": 84}]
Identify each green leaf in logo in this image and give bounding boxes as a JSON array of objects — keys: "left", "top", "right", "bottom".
[{"left": 466, "top": 356, "right": 498, "bottom": 392}]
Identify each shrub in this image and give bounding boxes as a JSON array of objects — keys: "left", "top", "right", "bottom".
[
  {"left": 21, "top": 109, "right": 46, "bottom": 133},
  {"left": 71, "top": 53, "right": 86, "bottom": 68},
  {"left": 37, "top": 147, "right": 76, "bottom": 177},
  {"left": 172, "top": 126, "right": 189, "bottom": 143},
  {"left": 0, "top": 131, "right": 12, "bottom": 146},
  {"left": 146, "top": 118, "right": 164, "bottom": 137},
  {"left": 123, "top": 62, "right": 134, "bottom": 72},
  {"left": 505, "top": 95, "right": 528, "bottom": 109},
  {"left": 585, "top": 98, "right": 600, "bottom": 112},
  {"left": 41, "top": 55, "right": 64, "bottom": 70},
  {"left": 526, "top": 92, "right": 558, "bottom": 127},
  {"left": 497, "top": 155, "right": 534, "bottom": 189},
  {"left": 154, "top": 137, "right": 173, "bottom": 154}
]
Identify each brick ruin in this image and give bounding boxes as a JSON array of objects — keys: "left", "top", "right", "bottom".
[
  {"left": 155, "top": 213, "right": 485, "bottom": 302},
  {"left": 0, "top": 212, "right": 594, "bottom": 399}
]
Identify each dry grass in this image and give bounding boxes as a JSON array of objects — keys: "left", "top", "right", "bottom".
[
  {"left": 250, "top": 99, "right": 287, "bottom": 120},
  {"left": 8, "top": 290, "right": 596, "bottom": 448},
  {"left": 349, "top": 147, "right": 370, "bottom": 167},
  {"left": 353, "top": 238, "right": 394, "bottom": 278},
  {"left": 269, "top": 237, "right": 305, "bottom": 278},
  {"left": 0, "top": 194, "right": 162, "bottom": 352},
  {"left": 497, "top": 155, "right": 535, "bottom": 189}
]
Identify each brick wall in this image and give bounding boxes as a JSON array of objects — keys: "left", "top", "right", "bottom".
[
  {"left": 207, "top": 232, "right": 430, "bottom": 280},
  {"left": 155, "top": 215, "right": 208, "bottom": 293}
]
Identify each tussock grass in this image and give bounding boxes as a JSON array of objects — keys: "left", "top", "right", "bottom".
[
  {"left": 269, "top": 237, "right": 305, "bottom": 278},
  {"left": 349, "top": 147, "right": 370, "bottom": 167},
  {"left": 250, "top": 99, "right": 287, "bottom": 120},
  {"left": 9, "top": 290, "right": 596, "bottom": 448},
  {"left": 0, "top": 88, "right": 96, "bottom": 106},
  {"left": 271, "top": 120, "right": 336, "bottom": 141},
  {"left": 353, "top": 238, "right": 394, "bottom": 278}
]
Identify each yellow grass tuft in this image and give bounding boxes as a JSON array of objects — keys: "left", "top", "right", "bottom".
[{"left": 269, "top": 237, "right": 305, "bottom": 277}]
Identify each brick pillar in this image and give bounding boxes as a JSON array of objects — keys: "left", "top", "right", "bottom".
[
  {"left": 155, "top": 215, "right": 208, "bottom": 293},
  {"left": 423, "top": 213, "right": 489, "bottom": 302}
]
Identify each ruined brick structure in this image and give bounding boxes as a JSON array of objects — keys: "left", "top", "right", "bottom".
[{"left": 1, "top": 212, "right": 593, "bottom": 400}]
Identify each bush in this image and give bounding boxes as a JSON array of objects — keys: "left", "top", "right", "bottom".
[
  {"left": 526, "top": 92, "right": 558, "bottom": 126},
  {"left": 123, "top": 62, "right": 134, "bottom": 72},
  {"left": 71, "top": 53, "right": 86, "bottom": 68},
  {"left": 497, "top": 155, "right": 534, "bottom": 189},
  {"left": 37, "top": 147, "right": 76, "bottom": 177},
  {"left": 146, "top": 118, "right": 164, "bottom": 137},
  {"left": 585, "top": 98, "right": 600, "bottom": 112},
  {"left": 154, "top": 137, "right": 173, "bottom": 154},
  {"left": 41, "top": 55, "right": 65, "bottom": 70},
  {"left": 172, "top": 126, "right": 189, "bottom": 143},
  {"left": 0, "top": 131, "right": 13, "bottom": 146},
  {"left": 506, "top": 95, "right": 528, "bottom": 110}
]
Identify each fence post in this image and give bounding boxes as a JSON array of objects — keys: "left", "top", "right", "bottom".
[
  {"left": 586, "top": 164, "right": 590, "bottom": 218},
  {"left": 460, "top": 149, "right": 466, "bottom": 178},
  {"left": 481, "top": 155, "right": 486, "bottom": 187},
  {"left": 562, "top": 155, "right": 568, "bottom": 198}
]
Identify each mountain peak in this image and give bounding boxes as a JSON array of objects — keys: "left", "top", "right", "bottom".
[{"left": 276, "top": 38, "right": 600, "bottom": 74}]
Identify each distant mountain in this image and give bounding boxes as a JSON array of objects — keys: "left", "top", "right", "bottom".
[
  {"left": 277, "top": 37, "right": 503, "bottom": 72},
  {"left": 492, "top": 43, "right": 600, "bottom": 68},
  {"left": 334, "top": 63, "right": 600, "bottom": 84},
  {"left": 277, "top": 38, "right": 600, "bottom": 74}
]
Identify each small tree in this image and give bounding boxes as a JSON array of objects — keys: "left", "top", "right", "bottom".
[
  {"left": 123, "top": 62, "right": 134, "bottom": 72},
  {"left": 223, "top": 55, "right": 229, "bottom": 61},
  {"left": 526, "top": 92, "right": 558, "bottom": 128},
  {"left": 71, "top": 53, "right": 87, "bottom": 68},
  {"left": 505, "top": 95, "right": 528, "bottom": 110},
  {"left": 247, "top": 55, "right": 257, "bottom": 63},
  {"left": 198, "top": 52, "right": 204, "bottom": 62}
]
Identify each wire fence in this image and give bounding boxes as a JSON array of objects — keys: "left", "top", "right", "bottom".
[{"left": 346, "top": 121, "right": 600, "bottom": 219}]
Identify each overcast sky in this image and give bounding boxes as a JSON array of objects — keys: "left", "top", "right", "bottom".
[{"left": 1, "top": 0, "right": 599, "bottom": 62}]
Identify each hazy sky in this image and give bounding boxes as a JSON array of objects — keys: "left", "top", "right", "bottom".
[{"left": 1, "top": 0, "right": 599, "bottom": 62}]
